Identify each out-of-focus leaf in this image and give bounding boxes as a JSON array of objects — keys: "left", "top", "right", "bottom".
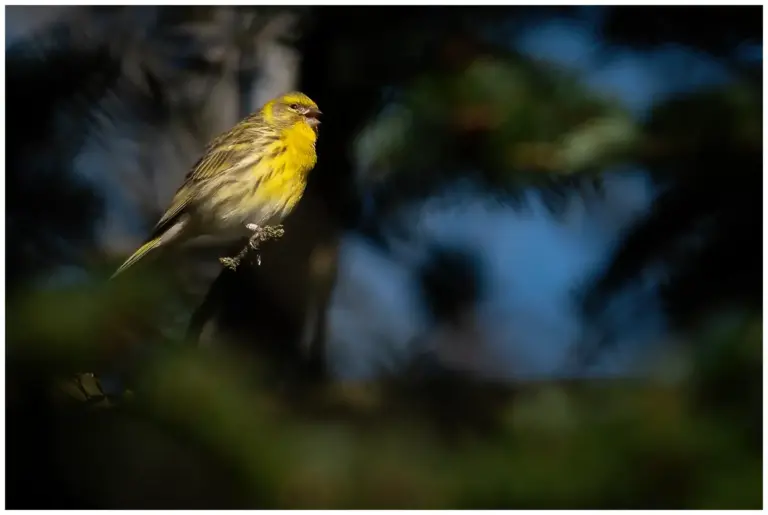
[{"left": 559, "top": 116, "right": 640, "bottom": 172}]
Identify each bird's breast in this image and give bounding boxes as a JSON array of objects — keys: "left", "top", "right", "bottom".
[
  {"left": 282, "top": 121, "right": 318, "bottom": 171},
  {"left": 202, "top": 122, "right": 316, "bottom": 232}
]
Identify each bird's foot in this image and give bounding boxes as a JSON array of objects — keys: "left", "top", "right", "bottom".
[{"left": 246, "top": 223, "right": 262, "bottom": 249}]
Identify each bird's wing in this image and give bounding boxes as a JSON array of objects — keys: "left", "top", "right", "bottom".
[
  {"left": 151, "top": 117, "right": 274, "bottom": 237},
  {"left": 181, "top": 115, "right": 274, "bottom": 185},
  {"left": 149, "top": 138, "right": 252, "bottom": 236},
  {"left": 150, "top": 187, "right": 195, "bottom": 239}
]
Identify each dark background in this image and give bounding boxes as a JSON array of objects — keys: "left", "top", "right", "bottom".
[{"left": 5, "top": 5, "right": 762, "bottom": 509}]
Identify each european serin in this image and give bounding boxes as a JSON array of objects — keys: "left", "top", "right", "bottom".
[{"left": 111, "top": 91, "right": 321, "bottom": 278}]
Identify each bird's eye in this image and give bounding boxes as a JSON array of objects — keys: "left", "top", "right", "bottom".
[{"left": 289, "top": 103, "right": 299, "bottom": 110}]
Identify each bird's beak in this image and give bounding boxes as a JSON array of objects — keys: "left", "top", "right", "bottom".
[{"left": 305, "top": 107, "right": 322, "bottom": 128}]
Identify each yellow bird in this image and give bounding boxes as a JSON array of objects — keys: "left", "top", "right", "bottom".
[{"left": 111, "top": 92, "right": 321, "bottom": 278}]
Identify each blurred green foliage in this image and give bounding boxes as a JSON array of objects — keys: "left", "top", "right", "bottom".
[
  {"left": 355, "top": 50, "right": 637, "bottom": 194},
  {"left": 353, "top": 28, "right": 760, "bottom": 216},
  {"left": 6, "top": 276, "right": 762, "bottom": 508}
]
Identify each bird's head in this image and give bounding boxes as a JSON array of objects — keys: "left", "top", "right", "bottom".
[{"left": 262, "top": 92, "right": 322, "bottom": 132}]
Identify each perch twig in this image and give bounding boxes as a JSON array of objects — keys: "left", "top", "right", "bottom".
[{"left": 219, "top": 224, "right": 285, "bottom": 271}]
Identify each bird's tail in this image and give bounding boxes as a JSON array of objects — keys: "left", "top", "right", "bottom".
[{"left": 110, "top": 237, "right": 163, "bottom": 279}]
